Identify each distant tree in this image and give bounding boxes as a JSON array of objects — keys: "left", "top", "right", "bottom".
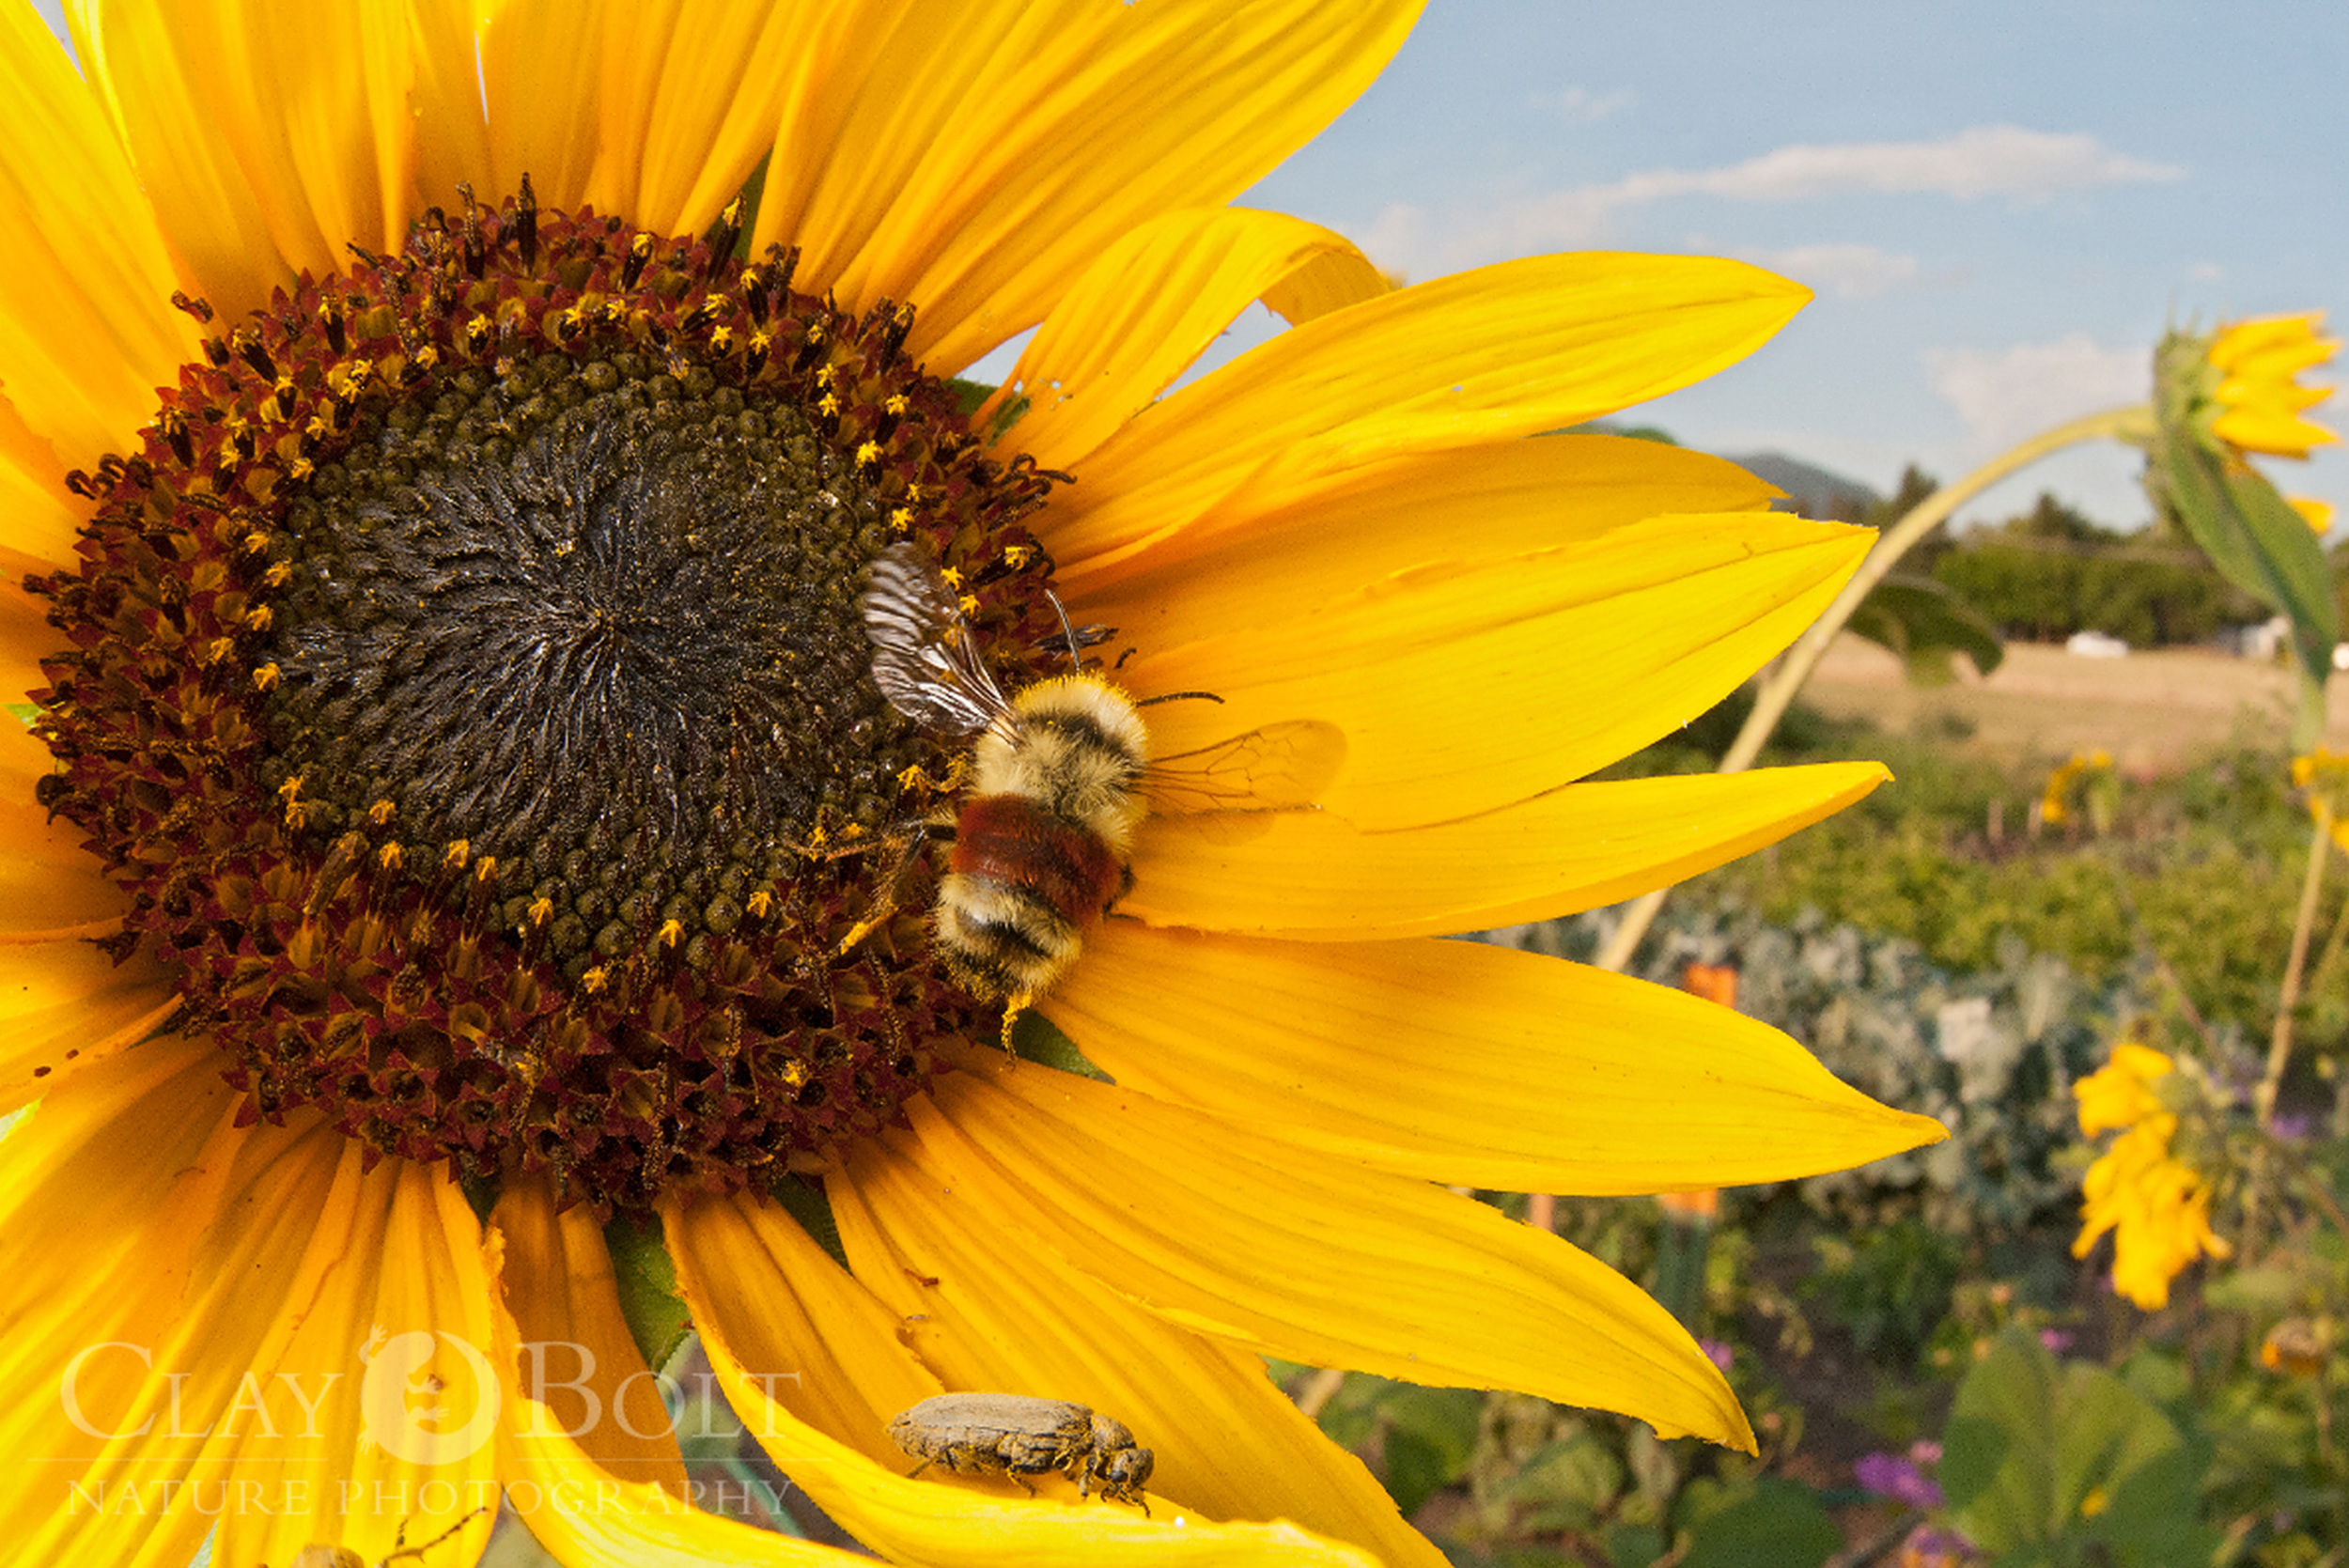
[
  {"left": 1860, "top": 464, "right": 1950, "bottom": 568},
  {"left": 1996, "top": 490, "right": 2122, "bottom": 546}
]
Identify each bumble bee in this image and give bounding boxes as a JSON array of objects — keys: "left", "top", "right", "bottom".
[
  {"left": 859, "top": 543, "right": 1153, "bottom": 1034},
  {"left": 859, "top": 546, "right": 1345, "bottom": 1040}
]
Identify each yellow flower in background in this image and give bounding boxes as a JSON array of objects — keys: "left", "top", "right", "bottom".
[
  {"left": 2259, "top": 1317, "right": 2333, "bottom": 1377},
  {"left": 2040, "top": 748, "right": 2113, "bottom": 827},
  {"left": 2204, "top": 313, "right": 2340, "bottom": 460},
  {"left": 0, "top": 3, "right": 1945, "bottom": 1565},
  {"left": 2291, "top": 748, "right": 2349, "bottom": 851},
  {"left": 2071, "top": 1044, "right": 2231, "bottom": 1310},
  {"left": 2075, "top": 1041, "right": 2176, "bottom": 1134},
  {"left": 2288, "top": 496, "right": 2336, "bottom": 533}
]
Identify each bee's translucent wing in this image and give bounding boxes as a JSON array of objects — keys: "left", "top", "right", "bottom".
[
  {"left": 861, "top": 542, "right": 1011, "bottom": 736},
  {"left": 1144, "top": 719, "right": 1347, "bottom": 815}
]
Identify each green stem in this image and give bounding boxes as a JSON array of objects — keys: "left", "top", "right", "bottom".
[
  {"left": 2301, "top": 867, "right": 2349, "bottom": 1006},
  {"left": 1595, "top": 404, "right": 2156, "bottom": 973},
  {"left": 2259, "top": 801, "right": 2333, "bottom": 1128}
]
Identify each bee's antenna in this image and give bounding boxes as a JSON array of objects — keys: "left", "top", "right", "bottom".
[
  {"left": 1045, "top": 587, "right": 1085, "bottom": 673},
  {"left": 1134, "top": 690, "right": 1225, "bottom": 708}
]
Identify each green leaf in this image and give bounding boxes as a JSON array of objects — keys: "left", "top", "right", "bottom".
[
  {"left": 1940, "top": 1328, "right": 2217, "bottom": 1567},
  {"left": 1383, "top": 1428, "right": 1451, "bottom": 1517},
  {"left": 1604, "top": 1524, "right": 1670, "bottom": 1568},
  {"left": 1495, "top": 1433, "right": 1626, "bottom": 1531},
  {"left": 604, "top": 1212, "right": 692, "bottom": 1374},
  {"left": 1009, "top": 1008, "right": 1115, "bottom": 1081},
  {"left": 1378, "top": 1385, "right": 1484, "bottom": 1479},
  {"left": 945, "top": 377, "right": 997, "bottom": 417},
  {"left": 1940, "top": 1330, "right": 2061, "bottom": 1551},
  {"left": 1307, "top": 1375, "right": 1479, "bottom": 1514},
  {"left": 2150, "top": 424, "right": 2337, "bottom": 707},
  {"left": 1846, "top": 574, "right": 2005, "bottom": 684},
  {"left": 768, "top": 1172, "right": 850, "bottom": 1270},
  {"left": 2052, "top": 1364, "right": 2213, "bottom": 1566},
  {"left": 1673, "top": 1476, "right": 1840, "bottom": 1568}
]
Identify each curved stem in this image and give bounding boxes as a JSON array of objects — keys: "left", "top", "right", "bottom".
[
  {"left": 1595, "top": 403, "right": 2155, "bottom": 973},
  {"left": 2259, "top": 802, "right": 2333, "bottom": 1128}
]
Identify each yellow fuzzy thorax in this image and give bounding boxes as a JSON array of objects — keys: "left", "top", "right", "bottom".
[{"left": 972, "top": 675, "right": 1151, "bottom": 851}]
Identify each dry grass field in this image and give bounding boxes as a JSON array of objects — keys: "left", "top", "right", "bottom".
[{"left": 1799, "top": 634, "right": 2349, "bottom": 771}]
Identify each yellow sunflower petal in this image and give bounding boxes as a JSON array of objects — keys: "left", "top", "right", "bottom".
[
  {"left": 2213, "top": 405, "right": 2337, "bottom": 458},
  {"left": 673, "top": 1192, "right": 1378, "bottom": 1564},
  {"left": 502, "top": 1407, "right": 863, "bottom": 1568},
  {"left": 69, "top": 0, "right": 422, "bottom": 323},
  {"left": 491, "top": 1178, "right": 689, "bottom": 1497},
  {"left": 832, "top": 1143, "right": 1445, "bottom": 1568},
  {"left": 2207, "top": 313, "right": 2331, "bottom": 371},
  {"left": 1044, "top": 255, "right": 1810, "bottom": 587},
  {"left": 406, "top": 0, "right": 492, "bottom": 213},
  {"left": 471, "top": 0, "right": 608, "bottom": 213},
  {"left": 0, "top": 717, "right": 134, "bottom": 939},
  {"left": 754, "top": 0, "right": 1422, "bottom": 371},
  {"left": 210, "top": 1158, "right": 501, "bottom": 1568},
  {"left": 1122, "top": 512, "right": 1869, "bottom": 829},
  {"left": 0, "top": 392, "right": 86, "bottom": 570},
  {"left": 0, "top": 1036, "right": 340, "bottom": 1562},
  {"left": 1053, "top": 924, "right": 1945, "bottom": 1191},
  {"left": 0, "top": 936, "right": 177, "bottom": 1117},
  {"left": 665, "top": 1187, "right": 942, "bottom": 1470},
  {"left": 1071, "top": 435, "right": 1779, "bottom": 648},
  {"left": 477, "top": 0, "right": 798, "bottom": 235},
  {"left": 986, "top": 207, "right": 1390, "bottom": 469},
  {"left": 2217, "top": 373, "right": 2332, "bottom": 414},
  {"left": 1125, "top": 760, "right": 1886, "bottom": 938},
  {"left": 911, "top": 1064, "right": 1754, "bottom": 1450},
  {"left": 694, "top": 1304, "right": 1385, "bottom": 1568},
  {"left": 0, "top": 4, "right": 197, "bottom": 474}
]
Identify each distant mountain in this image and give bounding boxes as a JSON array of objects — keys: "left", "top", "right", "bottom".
[
  {"left": 1559, "top": 427, "right": 1887, "bottom": 523},
  {"left": 1728, "top": 452, "right": 1882, "bottom": 522}
]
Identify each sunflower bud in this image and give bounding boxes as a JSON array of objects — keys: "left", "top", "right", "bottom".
[{"left": 2146, "top": 317, "right": 2341, "bottom": 747}]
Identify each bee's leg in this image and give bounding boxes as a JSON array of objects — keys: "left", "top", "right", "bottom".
[
  {"left": 905, "top": 1455, "right": 936, "bottom": 1479},
  {"left": 378, "top": 1507, "right": 490, "bottom": 1566},
  {"left": 835, "top": 825, "right": 939, "bottom": 957},
  {"left": 997, "top": 989, "right": 1035, "bottom": 1055}
]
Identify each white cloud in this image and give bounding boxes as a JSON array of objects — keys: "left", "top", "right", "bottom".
[
  {"left": 1355, "top": 125, "right": 2183, "bottom": 280},
  {"left": 1926, "top": 333, "right": 2148, "bottom": 451},
  {"left": 1605, "top": 125, "right": 2183, "bottom": 205},
  {"left": 1529, "top": 85, "right": 1636, "bottom": 124},
  {"left": 1733, "top": 243, "right": 1923, "bottom": 299}
]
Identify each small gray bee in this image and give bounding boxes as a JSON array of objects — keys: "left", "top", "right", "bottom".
[{"left": 888, "top": 1391, "right": 1155, "bottom": 1514}]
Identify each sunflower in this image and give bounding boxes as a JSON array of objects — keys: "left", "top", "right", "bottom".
[
  {"left": 0, "top": 2, "right": 1942, "bottom": 1564},
  {"left": 2071, "top": 1043, "right": 2231, "bottom": 1312}
]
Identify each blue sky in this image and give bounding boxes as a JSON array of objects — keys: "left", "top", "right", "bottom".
[
  {"left": 1234, "top": 0, "right": 2346, "bottom": 532},
  {"left": 34, "top": 1, "right": 2335, "bottom": 531}
]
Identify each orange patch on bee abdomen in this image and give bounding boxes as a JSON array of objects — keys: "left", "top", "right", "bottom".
[{"left": 951, "top": 794, "right": 1125, "bottom": 924}]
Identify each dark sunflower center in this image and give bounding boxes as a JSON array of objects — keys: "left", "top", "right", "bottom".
[
  {"left": 26, "top": 186, "right": 1066, "bottom": 1208},
  {"left": 262, "top": 361, "right": 910, "bottom": 968}
]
